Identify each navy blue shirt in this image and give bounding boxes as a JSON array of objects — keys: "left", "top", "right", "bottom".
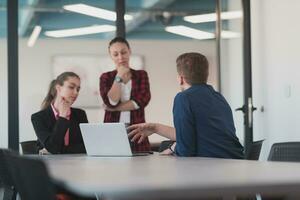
[{"left": 173, "top": 84, "right": 244, "bottom": 159}]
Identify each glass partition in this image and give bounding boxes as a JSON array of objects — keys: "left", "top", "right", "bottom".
[
  {"left": 220, "top": 0, "right": 244, "bottom": 142},
  {"left": 18, "top": 0, "right": 244, "bottom": 146}
]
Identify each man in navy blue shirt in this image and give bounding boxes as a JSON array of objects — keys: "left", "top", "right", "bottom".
[{"left": 128, "top": 52, "right": 244, "bottom": 158}]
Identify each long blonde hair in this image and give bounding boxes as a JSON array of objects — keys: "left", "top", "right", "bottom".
[{"left": 41, "top": 72, "right": 80, "bottom": 110}]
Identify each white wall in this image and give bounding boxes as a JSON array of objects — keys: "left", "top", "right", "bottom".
[
  {"left": 0, "top": 39, "right": 218, "bottom": 147},
  {"left": 250, "top": 0, "right": 300, "bottom": 159}
]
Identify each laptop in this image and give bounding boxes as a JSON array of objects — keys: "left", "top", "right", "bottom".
[{"left": 80, "top": 123, "right": 150, "bottom": 157}]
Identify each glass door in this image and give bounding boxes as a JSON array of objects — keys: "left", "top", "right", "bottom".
[{"left": 220, "top": 0, "right": 259, "bottom": 154}]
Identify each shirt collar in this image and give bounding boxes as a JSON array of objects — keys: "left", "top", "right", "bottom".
[{"left": 51, "top": 103, "right": 71, "bottom": 119}]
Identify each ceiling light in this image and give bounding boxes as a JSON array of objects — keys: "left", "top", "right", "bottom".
[
  {"left": 221, "top": 11, "right": 243, "bottom": 20},
  {"left": 184, "top": 11, "right": 242, "bottom": 23},
  {"left": 63, "top": 4, "right": 133, "bottom": 21},
  {"left": 165, "top": 25, "right": 215, "bottom": 40},
  {"left": 165, "top": 25, "right": 240, "bottom": 40},
  {"left": 221, "top": 31, "right": 241, "bottom": 38},
  {"left": 27, "top": 25, "right": 42, "bottom": 47},
  {"left": 44, "top": 25, "right": 116, "bottom": 38}
]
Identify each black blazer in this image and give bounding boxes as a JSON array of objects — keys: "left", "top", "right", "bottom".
[{"left": 31, "top": 106, "right": 88, "bottom": 154}]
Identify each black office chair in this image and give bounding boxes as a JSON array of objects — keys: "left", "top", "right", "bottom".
[
  {"left": 0, "top": 148, "right": 17, "bottom": 200},
  {"left": 20, "top": 140, "right": 38, "bottom": 154},
  {"left": 4, "top": 151, "right": 94, "bottom": 200},
  {"left": 4, "top": 152, "right": 56, "bottom": 200},
  {"left": 246, "top": 140, "right": 264, "bottom": 160},
  {"left": 268, "top": 142, "right": 300, "bottom": 162}
]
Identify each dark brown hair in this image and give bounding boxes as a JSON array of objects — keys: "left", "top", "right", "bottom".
[
  {"left": 108, "top": 37, "right": 130, "bottom": 50},
  {"left": 41, "top": 72, "right": 80, "bottom": 110},
  {"left": 176, "top": 52, "right": 209, "bottom": 85}
]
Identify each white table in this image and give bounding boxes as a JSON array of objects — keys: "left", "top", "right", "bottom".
[{"left": 39, "top": 154, "right": 300, "bottom": 199}]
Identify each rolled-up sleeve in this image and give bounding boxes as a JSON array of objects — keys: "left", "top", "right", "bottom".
[{"left": 100, "top": 72, "right": 120, "bottom": 108}]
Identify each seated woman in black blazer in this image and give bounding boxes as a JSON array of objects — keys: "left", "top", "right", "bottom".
[{"left": 31, "top": 72, "right": 88, "bottom": 154}]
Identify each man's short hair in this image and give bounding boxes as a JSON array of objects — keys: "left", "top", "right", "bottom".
[{"left": 176, "top": 52, "right": 209, "bottom": 85}]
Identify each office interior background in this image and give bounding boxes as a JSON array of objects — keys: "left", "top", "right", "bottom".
[{"left": 0, "top": 0, "right": 299, "bottom": 160}]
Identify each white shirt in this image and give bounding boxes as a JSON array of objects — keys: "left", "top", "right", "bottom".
[{"left": 108, "top": 80, "right": 139, "bottom": 123}]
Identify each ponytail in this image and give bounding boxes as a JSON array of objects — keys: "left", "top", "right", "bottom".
[{"left": 41, "top": 79, "right": 57, "bottom": 110}]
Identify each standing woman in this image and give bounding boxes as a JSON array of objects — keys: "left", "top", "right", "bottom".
[
  {"left": 31, "top": 72, "right": 88, "bottom": 154},
  {"left": 100, "top": 37, "right": 151, "bottom": 152}
]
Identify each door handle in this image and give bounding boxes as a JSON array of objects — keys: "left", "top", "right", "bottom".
[
  {"left": 236, "top": 99, "right": 257, "bottom": 128},
  {"left": 247, "top": 98, "right": 257, "bottom": 128},
  {"left": 235, "top": 105, "right": 246, "bottom": 113}
]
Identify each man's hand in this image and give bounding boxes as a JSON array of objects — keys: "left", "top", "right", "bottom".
[
  {"left": 160, "top": 148, "right": 173, "bottom": 155},
  {"left": 127, "top": 123, "right": 156, "bottom": 143},
  {"left": 160, "top": 142, "right": 176, "bottom": 156}
]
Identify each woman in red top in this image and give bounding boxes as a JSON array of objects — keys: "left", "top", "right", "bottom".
[{"left": 100, "top": 37, "right": 151, "bottom": 152}]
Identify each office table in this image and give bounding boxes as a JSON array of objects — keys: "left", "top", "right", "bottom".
[{"left": 39, "top": 154, "right": 300, "bottom": 199}]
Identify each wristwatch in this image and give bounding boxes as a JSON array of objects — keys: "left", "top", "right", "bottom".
[{"left": 114, "top": 76, "right": 123, "bottom": 83}]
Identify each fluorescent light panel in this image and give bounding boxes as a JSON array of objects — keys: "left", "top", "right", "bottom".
[
  {"left": 165, "top": 25, "right": 240, "bottom": 40},
  {"left": 63, "top": 4, "right": 133, "bottom": 21},
  {"left": 44, "top": 25, "right": 116, "bottom": 38},
  {"left": 165, "top": 26, "right": 214, "bottom": 40},
  {"left": 184, "top": 11, "right": 242, "bottom": 23},
  {"left": 27, "top": 25, "right": 42, "bottom": 47},
  {"left": 221, "top": 31, "right": 241, "bottom": 38}
]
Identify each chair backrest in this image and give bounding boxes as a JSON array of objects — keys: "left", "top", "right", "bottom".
[
  {"left": 0, "top": 149, "right": 13, "bottom": 186},
  {"left": 246, "top": 140, "right": 264, "bottom": 160},
  {"left": 268, "top": 142, "right": 300, "bottom": 162},
  {"left": 0, "top": 149, "right": 17, "bottom": 200},
  {"left": 20, "top": 140, "right": 37, "bottom": 154},
  {"left": 5, "top": 152, "right": 56, "bottom": 200}
]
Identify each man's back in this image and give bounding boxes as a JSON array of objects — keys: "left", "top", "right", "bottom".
[{"left": 173, "top": 84, "right": 244, "bottom": 158}]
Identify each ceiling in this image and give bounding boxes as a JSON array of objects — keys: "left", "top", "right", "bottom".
[{"left": 0, "top": 0, "right": 238, "bottom": 40}]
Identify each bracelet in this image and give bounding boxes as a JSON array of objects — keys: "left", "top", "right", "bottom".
[{"left": 168, "top": 141, "right": 175, "bottom": 154}]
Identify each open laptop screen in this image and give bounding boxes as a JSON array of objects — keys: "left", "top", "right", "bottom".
[{"left": 80, "top": 123, "right": 150, "bottom": 157}]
